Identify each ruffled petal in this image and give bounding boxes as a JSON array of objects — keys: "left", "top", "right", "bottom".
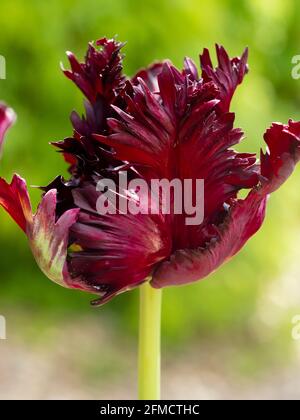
[
  {"left": 67, "top": 182, "right": 171, "bottom": 305},
  {"left": 57, "top": 39, "right": 128, "bottom": 177},
  {"left": 132, "top": 62, "right": 167, "bottom": 92},
  {"left": 95, "top": 64, "right": 257, "bottom": 195},
  {"left": 200, "top": 45, "right": 248, "bottom": 112},
  {"left": 95, "top": 61, "right": 258, "bottom": 250},
  {"left": 151, "top": 119, "right": 300, "bottom": 288},
  {"left": 151, "top": 191, "right": 267, "bottom": 287},
  {"left": 0, "top": 175, "right": 32, "bottom": 232},
  {"left": 0, "top": 175, "right": 80, "bottom": 288},
  {"left": 63, "top": 38, "right": 126, "bottom": 104},
  {"left": 261, "top": 120, "right": 300, "bottom": 193},
  {"left": 29, "top": 190, "right": 80, "bottom": 287},
  {"left": 0, "top": 103, "right": 16, "bottom": 158}
]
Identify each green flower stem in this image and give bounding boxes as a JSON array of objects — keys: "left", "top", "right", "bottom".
[{"left": 138, "top": 280, "right": 162, "bottom": 400}]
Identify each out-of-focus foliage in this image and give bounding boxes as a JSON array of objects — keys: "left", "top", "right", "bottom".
[{"left": 0, "top": 0, "right": 300, "bottom": 363}]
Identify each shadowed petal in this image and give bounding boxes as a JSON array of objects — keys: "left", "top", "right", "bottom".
[
  {"left": 0, "top": 175, "right": 80, "bottom": 288},
  {"left": 57, "top": 38, "right": 128, "bottom": 176},
  {"left": 132, "top": 62, "right": 169, "bottom": 93},
  {"left": 151, "top": 119, "right": 300, "bottom": 288},
  {"left": 183, "top": 57, "right": 199, "bottom": 81},
  {"left": 151, "top": 191, "right": 267, "bottom": 287},
  {"left": 68, "top": 184, "right": 172, "bottom": 305}
]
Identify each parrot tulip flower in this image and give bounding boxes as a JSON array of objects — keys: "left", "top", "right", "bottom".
[
  {"left": 0, "top": 38, "right": 300, "bottom": 307},
  {"left": 1, "top": 38, "right": 300, "bottom": 401}
]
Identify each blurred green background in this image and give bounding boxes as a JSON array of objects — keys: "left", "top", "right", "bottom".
[{"left": 1, "top": 0, "right": 300, "bottom": 399}]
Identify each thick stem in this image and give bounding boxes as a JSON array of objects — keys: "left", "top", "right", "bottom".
[{"left": 138, "top": 280, "right": 162, "bottom": 400}]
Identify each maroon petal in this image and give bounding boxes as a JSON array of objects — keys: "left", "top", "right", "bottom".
[
  {"left": 0, "top": 103, "right": 16, "bottom": 158},
  {"left": 261, "top": 120, "right": 300, "bottom": 193},
  {"left": 200, "top": 45, "right": 248, "bottom": 112},
  {"left": 97, "top": 59, "right": 256, "bottom": 190},
  {"left": 57, "top": 39, "right": 128, "bottom": 176},
  {"left": 152, "top": 191, "right": 266, "bottom": 287},
  {"left": 151, "top": 119, "right": 300, "bottom": 288},
  {"left": 67, "top": 183, "right": 172, "bottom": 305},
  {"left": 0, "top": 175, "right": 80, "bottom": 288},
  {"left": 63, "top": 38, "right": 126, "bottom": 104},
  {"left": 183, "top": 57, "right": 199, "bottom": 81},
  {"left": 0, "top": 175, "right": 32, "bottom": 232},
  {"left": 132, "top": 62, "right": 167, "bottom": 93}
]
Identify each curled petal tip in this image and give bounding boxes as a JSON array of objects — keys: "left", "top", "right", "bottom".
[
  {"left": 0, "top": 176, "right": 80, "bottom": 289},
  {"left": 261, "top": 120, "right": 300, "bottom": 193}
]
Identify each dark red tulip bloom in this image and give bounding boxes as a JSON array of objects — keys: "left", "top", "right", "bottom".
[{"left": 1, "top": 39, "right": 300, "bottom": 305}]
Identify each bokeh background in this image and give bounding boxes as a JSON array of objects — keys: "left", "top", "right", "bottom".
[{"left": 1, "top": 0, "right": 300, "bottom": 400}]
